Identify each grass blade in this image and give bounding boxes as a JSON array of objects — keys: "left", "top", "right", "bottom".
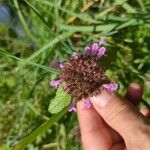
[
  {"left": 35, "top": 0, "right": 99, "bottom": 23},
  {"left": 12, "top": 108, "right": 67, "bottom": 150},
  {"left": 0, "top": 49, "right": 58, "bottom": 73},
  {"left": 27, "top": 31, "right": 73, "bottom": 61},
  {"left": 137, "top": 0, "right": 147, "bottom": 12},
  {"left": 57, "top": 24, "right": 117, "bottom": 33},
  {"left": 13, "top": 0, "right": 35, "bottom": 41},
  {"left": 24, "top": 0, "right": 50, "bottom": 29}
]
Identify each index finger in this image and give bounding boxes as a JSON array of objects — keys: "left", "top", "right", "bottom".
[{"left": 77, "top": 100, "right": 113, "bottom": 150}]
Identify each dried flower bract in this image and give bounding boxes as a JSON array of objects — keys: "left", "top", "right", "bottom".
[{"left": 60, "top": 55, "right": 109, "bottom": 100}]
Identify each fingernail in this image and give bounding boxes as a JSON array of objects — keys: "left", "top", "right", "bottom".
[{"left": 91, "top": 91, "right": 112, "bottom": 107}]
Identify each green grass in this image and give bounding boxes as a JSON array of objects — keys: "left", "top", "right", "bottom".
[{"left": 0, "top": 0, "right": 150, "bottom": 149}]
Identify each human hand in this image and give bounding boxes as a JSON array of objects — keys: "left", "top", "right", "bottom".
[{"left": 77, "top": 83, "right": 150, "bottom": 150}]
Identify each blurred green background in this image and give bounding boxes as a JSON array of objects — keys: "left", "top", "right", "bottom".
[{"left": 0, "top": 0, "right": 150, "bottom": 149}]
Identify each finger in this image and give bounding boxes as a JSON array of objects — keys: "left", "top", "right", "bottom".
[
  {"left": 107, "top": 125, "right": 123, "bottom": 143},
  {"left": 126, "top": 83, "right": 143, "bottom": 105},
  {"left": 90, "top": 90, "right": 150, "bottom": 147},
  {"left": 140, "top": 107, "right": 150, "bottom": 118},
  {"left": 77, "top": 100, "right": 113, "bottom": 150},
  {"left": 111, "top": 143, "right": 126, "bottom": 150}
]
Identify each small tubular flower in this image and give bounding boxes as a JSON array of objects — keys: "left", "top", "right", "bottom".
[
  {"left": 91, "top": 43, "right": 99, "bottom": 55},
  {"left": 51, "top": 61, "right": 64, "bottom": 69},
  {"left": 85, "top": 98, "right": 92, "bottom": 109},
  {"left": 99, "top": 38, "right": 105, "bottom": 46},
  {"left": 50, "top": 80, "right": 61, "bottom": 89},
  {"left": 97, "top": 47, "right": 106, "bottom": 58},
  {"left": 68, "top": 103, "right": 76, "bottom": 112},
  {"left": 84, "top": 46, "right": 91, "bottom": 55},
  {"left": 103, "top": 83, "right": 118, "bottom": 93}
]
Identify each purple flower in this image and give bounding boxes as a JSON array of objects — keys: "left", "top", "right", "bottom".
[
  {"left": 91, "top": 43, "right": 99, "bottom": 55},
  {"left": 85, "top": 98, "right": 92, "bottom": 109},
  {"left": 68, "top": 103, "right": 76, "bottom": 112},
  {"left": 97, "top": 47, "right": 106, "bottom": 58},
  {"left": 99, "top": 38, "right": 105, "bottom": 46},
  {"left": 83, "top": 39, "right": 106, "bottom": 59},
  {"left": 84, "top": 46, "right": 91, "bottom": 55},
  {"left": 103, "top": 83, "right": 118, "bottom": 93},
  {"left": 50, "top": 80, "right": 61, "bottom": 88},
  {"left": 51, "top": 61, "right": 64, "bottom": 69},
  {"left": 49, "top": 39, "right": 119, "bottom": 114}
]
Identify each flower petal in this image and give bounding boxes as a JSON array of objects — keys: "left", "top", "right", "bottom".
[
  {"left": 59, "top": 63, "right": 64, "bottom": 69},
  {"left": 68, "top": 103, "right": 76, "bottom": 112},
  {"left": 103, "top": 83, "right": 118, "bottom": 93},
  {"left": 91, "top": 43, "right": 99, "bottom": 55},
  {"left": 85, "top": 98, "right": 92, "bottom": 109},
  {"left": 84, "top": 46, "right": 91, "bottom": 55},
  {"left": 99, "top": 38, "right": 105, "bottom": 46},
  {"left": 50, "top": 80, "right": 61, "bottom": 89},
  {"left": 51, "top": 61, "right": 64, "bottom": 69},
  {"left": 97, "top": 47, "right": 106, "bottom": 58}
]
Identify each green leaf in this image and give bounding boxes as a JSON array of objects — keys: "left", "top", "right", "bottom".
[
  {"left": 49, "top": 87, "right": 71, "bottom": 114},
  {"left": 57, "top": 24, "right": 117, "bottom": 33}
]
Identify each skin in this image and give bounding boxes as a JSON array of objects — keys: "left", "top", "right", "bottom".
[{"left": 77, "top": 83, "right": 150, "bottom": 150}]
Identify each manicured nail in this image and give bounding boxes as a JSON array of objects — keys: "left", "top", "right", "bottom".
[{"left": 91, "top": 91, "right": 112, "bottom": 107}]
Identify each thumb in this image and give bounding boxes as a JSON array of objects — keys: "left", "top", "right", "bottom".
[{"left": 91, "top": 90, "right": 150, "bottom": 143}]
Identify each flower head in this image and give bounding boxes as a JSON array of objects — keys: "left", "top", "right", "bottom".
[
  {"left": 49, "top": 38, "right": 118, "bottom": 111},
  {"left": 60, "top": 55, "right": 109, "bottom": 100}
]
